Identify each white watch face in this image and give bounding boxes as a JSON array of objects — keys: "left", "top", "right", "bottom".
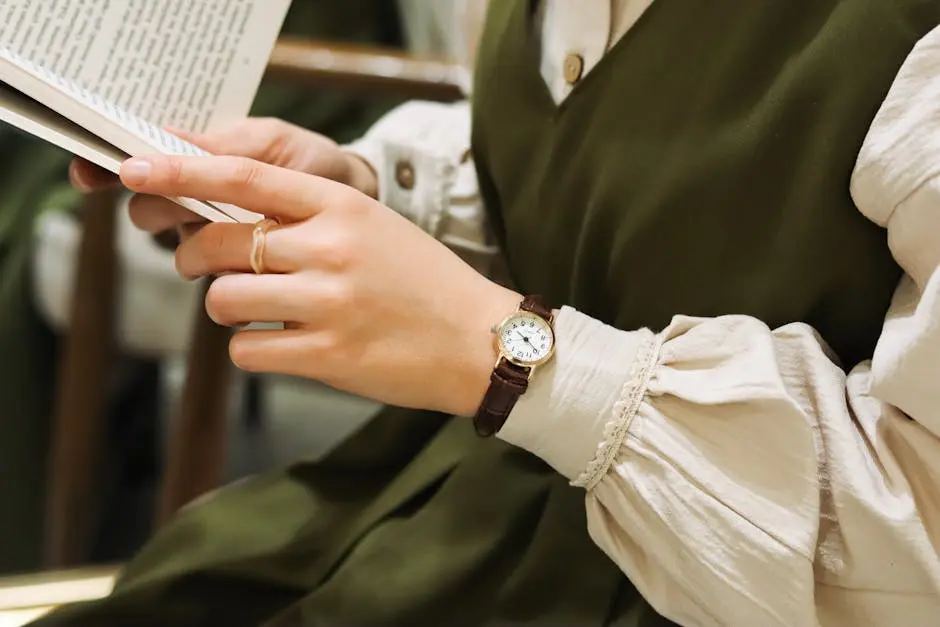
[{"left": 498, "top": 313, "right": 555, "bottom": 365}]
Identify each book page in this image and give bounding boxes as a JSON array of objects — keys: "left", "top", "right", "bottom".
[
  {"left": 0, "top": 80, "right": 241, "bottom": 223},
  {"left": 0, "top": 80, "right": 124, "bottom": 173},
  {"left": 0, "top": 0, "right": 290, "bottom": 132}
]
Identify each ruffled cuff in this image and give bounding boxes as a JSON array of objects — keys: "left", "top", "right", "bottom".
[{"left": 497, "top": 306, "right": 658, "bottom": 485}]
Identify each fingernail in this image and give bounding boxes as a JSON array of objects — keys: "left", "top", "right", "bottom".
[
  {"left": 69, "top": 162, "right": 91, "bottom": 192},
  {"left": 122, "top": 158, "right": 153, "bottom": 186}
]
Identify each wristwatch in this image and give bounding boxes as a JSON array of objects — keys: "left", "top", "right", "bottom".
[{"left": 473, "top": 295, "right": 556, "bottom": 437}]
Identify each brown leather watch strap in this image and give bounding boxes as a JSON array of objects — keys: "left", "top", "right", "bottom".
[
  {"left": 472, "top": 295, "right": 553, "bottom": 437},
  {"left": 519, "top": 294, "right": 552, "bottom": 320},
  {"left": 473, "top": 360, "right": 530, "bottom": 437}
]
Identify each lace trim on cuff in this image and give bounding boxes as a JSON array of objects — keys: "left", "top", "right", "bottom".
[{"left": 572, "top": 333, "right": 664, "bottom": 490}]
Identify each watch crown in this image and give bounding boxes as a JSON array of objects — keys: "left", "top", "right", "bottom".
[{"left": 489, "top": 324, "right": 498, "bottom": 334}]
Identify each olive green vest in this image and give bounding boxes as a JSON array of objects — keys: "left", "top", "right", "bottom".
[
  {"left": 469, "top": 1, "right": 938, "bottom": 624},
  {"left": 473, "top": 0, "right": 939, "bottom": 367}
]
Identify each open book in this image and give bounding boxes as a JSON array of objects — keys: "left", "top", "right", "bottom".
[{"left": 0, "top": 0, "right": 293, "bottom": 223}]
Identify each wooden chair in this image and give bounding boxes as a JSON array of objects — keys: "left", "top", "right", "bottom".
[{"left": 43, "top": 38, "right": 463, "bottom": 568}]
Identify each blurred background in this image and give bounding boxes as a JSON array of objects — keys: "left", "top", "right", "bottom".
[{"left": 0, "top": 0, "right": 477, "bottom": 596}]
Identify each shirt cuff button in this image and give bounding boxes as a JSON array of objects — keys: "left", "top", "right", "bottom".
[{"left": 395, "top": 159, "right": 416, "bottom": 190}]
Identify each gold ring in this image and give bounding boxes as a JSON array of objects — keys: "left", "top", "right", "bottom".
[{"left": 250, "top": 218, "right": 278, "bottom": 274}]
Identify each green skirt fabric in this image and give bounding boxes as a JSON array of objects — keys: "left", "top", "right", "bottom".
[{"left": 36, "top": 408, "right": 664, "bottom": 626}]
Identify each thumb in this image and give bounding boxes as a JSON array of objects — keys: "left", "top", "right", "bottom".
[
  {"left": 165, "top": 119, "right": 299, "bottom": 167},
  {"left": 164, "top": 125, "right": 234, "bottom": 156}
]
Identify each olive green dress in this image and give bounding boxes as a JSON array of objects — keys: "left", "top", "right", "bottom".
[
  {"left": 0, "top": 0, "right": 404, "bottom": 574},
  {"left": 32, "top": 1, "right": 940, "bottom": 625}
]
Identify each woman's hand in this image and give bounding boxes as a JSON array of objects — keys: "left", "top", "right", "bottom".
[
  {"left": 117, "top": 153, "right": 521, "bottom": 417},
  {"left": 69, "top": 118, "right": 378, "bottom": 235}
]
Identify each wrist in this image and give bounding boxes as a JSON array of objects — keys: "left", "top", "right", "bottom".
[{"left": 449, "top": 284, "right": 523, "bottom": 417}]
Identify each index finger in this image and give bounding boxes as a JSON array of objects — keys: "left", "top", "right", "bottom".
[{"left": 119, "top": 155, "right": 344, "bottom": 222}]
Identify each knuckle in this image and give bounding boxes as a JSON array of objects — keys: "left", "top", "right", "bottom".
[
  {"left": 255, "top": 118, "right": 293, "bottom": 163},
  {"left": 316, "top": 329, "right": 363, "bottom": 365},
  {"left": 314, "top": 330, "right": 341, "bottom": 353},
  {"left": 176, "top": 223, "right": 227, "bottom": 277},
  {"left": 312, "top": 230, "right": 356, "bottom": 271},
  {"left": 317, "top": 280, "right": 355, "bottom": 312},
  {"left": 163, "top": 156, "right": 185, "bottom": 185},
  {"left": 231, "top": 118, "right": 258, "bottom": 134},
  {"left": 340, "top": 190, "right": 370, "bottom": 218},
  {"left": 178, "top": 222, "right": 206, "bottom": 243},
  {"left": 228, "top": 157, "right": 264, "bottom": 189},
  {"left": 199, "top": 223, "right": 231, "bottom": 259},
  {"left": 257, "top": 117, "right": 288, "bottom": 136}
]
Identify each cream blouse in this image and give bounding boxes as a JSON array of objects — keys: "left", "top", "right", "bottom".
[{"left": 348, "top": 2, "right": 940, "bottom": 625}]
